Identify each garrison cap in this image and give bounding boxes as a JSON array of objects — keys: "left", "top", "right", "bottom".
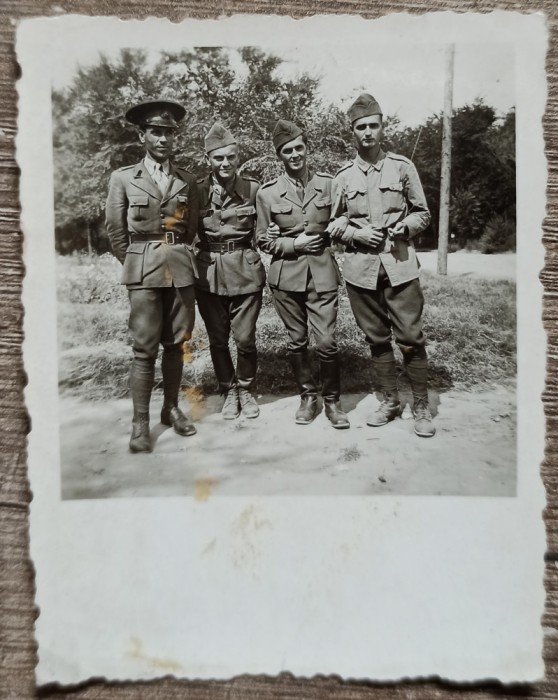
[
  {"left": 125, "top": 100, "right": 185, "bottom": 128},
  {"left": 272, "top": 119, "right": 304, "bottom": 152},
  {"left": 204, "top": 123, "right": 237, "bottom": 153},
  {"left": 347, "top": 93, "right": 383, "bottom": 124}
]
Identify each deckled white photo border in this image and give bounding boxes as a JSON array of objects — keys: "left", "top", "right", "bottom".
[{"left": 18, "top": 12, "right": 547, "bottom": 685}]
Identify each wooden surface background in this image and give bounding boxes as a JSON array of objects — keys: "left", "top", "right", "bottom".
[{"left": 1, "top": 1, "right": 556, "bottom": 698}]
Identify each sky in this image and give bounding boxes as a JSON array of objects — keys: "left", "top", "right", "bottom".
[{"left": 49, "top": 30, "right": 514, "bottom": 128}]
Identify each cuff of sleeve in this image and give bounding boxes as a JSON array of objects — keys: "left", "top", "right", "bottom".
[
  {"left": 284, "top": 237, "right": 297, "bottom": 256},
  {"left": 344, "top": 225, "right": 357, "bottom": 245},
  {"left": 402, "top": 219, "right": 415, "bottom": 239}
]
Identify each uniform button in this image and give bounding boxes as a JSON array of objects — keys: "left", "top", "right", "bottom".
[
  {"left": 302, "top": 209, "right": 306, "bottom": 214},
  {"left": 220, "top": 222, "right": 224, "bottom": 226},
  {"left": 304, "top": 221, "right": 309, "bottom": 226},
  {"left": 161, "top": 224, "right": 165, "bottom": 230},
  {"left": 160, "top": 213, "right": 164, "bottom": 218}
]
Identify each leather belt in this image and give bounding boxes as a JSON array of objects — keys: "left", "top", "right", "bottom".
[
  {"left": 199, "top": 240, "right": 253, "bottom": 253},
  {"left": 129, "top": 231, "right": 188, "bottom": 245}
]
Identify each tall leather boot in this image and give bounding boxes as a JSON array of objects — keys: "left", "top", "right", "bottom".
[
  {"left": 402, "top": 347, "right": 435, "bottom": 438},
  {"left": 237, "top": 348, "right": 259, "bottom": 419},
  {"left": 367, "top": 350, "right": 401, "bottom": 427},
  {"left": 129, "top": 357, "right": 154, "bottom": 453},
  {"left": 288, "top": 351, "right": 318, "bottom": 425},
  {"left": 160, "top": 345, "right": 196, "bottom": 436},
  {"left": 210, "top": 347, "right": 239, "bottom": 420},
  {"left": 320, "top": 357, "right": 350, "bottom": 429}
]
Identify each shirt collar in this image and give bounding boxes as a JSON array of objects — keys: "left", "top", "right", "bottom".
[
  {"left": 356, "top": 149, "right": 386, "bottom": 173},
  {"left": 284, "top": 169, "right": 310, "bottom": 189},
  {"left": 144, "top": 153, "right": 170, "bottom": 176},
  {"left": 212, "top": 173, "right": 237, "bottom": 197}
]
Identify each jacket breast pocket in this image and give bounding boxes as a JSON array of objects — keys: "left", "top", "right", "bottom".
[
  {"left": 379, "top": 181, "right": 405, "bottom": 213},
  {"left": 129, "top": 195, "right": 150, "bottom": 221},
  {"left": 236, "top": 205, "right": 256, "bottom": 230},
  {"left": 312, "top": 197, "right": 331, "bottom": 223},
  {"left": 346, "top": 189, "right": 368, "bottom": 217},
  {"left": 271, "top": 203, "right": 297, "bottom": 229}
]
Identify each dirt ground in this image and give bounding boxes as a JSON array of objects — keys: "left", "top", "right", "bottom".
[
  {"left": 59, "top": 251, "right": 516, "bottom": 500},
  {"left": 60, "top": 384, "right": 516, "bottom": 500}
]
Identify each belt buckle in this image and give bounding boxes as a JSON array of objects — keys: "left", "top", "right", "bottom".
[
  {"left": 165, "top": 231, "right": 175, "bottom": 245},
  {"left": 226, "top": 240, "right": 235, "bottom": 253}
]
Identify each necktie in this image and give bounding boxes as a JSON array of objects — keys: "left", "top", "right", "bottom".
[
  {"left": 291, "top": 179, "right": 304, "bottom": 204},
  {"left": 152, "top": 163, "right": 168, "bottom": 193}
]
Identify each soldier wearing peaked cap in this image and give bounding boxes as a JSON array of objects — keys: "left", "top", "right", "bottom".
[
  {"left": 195, "top": 123, "right": 265, "bottom": 420},
  {"left": 328, "top": 92, "right": 435, "bottom": 437},
  {"left": 105, "top": 99, "right": 199, "bottom": 453},
  {"left": 256, "top": 119, "right": 349, "bottom": 429}
]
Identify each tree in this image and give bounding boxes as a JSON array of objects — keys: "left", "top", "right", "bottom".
[{"left": 53, "top": 50, "right": 516, "bottom": 254}]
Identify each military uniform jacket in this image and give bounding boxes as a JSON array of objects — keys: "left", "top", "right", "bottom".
[
  {"left": 331, "top": 151, "right": 431, "bottom": 290},
  {"left": 195, "top": 174, "right": 265, "bottom": 296},
  {"left": 105, "top": 161, "right": 199, "bottom": 288},
  {"left": 255, "top": 172, "right": 341, "bottom": 293}
]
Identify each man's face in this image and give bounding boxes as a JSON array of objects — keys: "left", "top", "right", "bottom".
[
  {"left": 352, "top": 115, "right": 383, "bottom": 151},
  {"left": 206, "top": 144, "right": 239, "bottom": 182},
  {"left": 139, "top": 126, "right": 175, "bottom": 162},
  {"left": 277, "top": 135, "right": 307, "bottom": 174}
]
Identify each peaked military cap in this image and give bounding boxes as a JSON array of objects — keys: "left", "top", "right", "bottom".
[
  {"left": 125, "top": 100, "right": 185, "bottom": 128},
  {"left": 272, "top": 119, "right": 304, "bottom": 152},
  {"left": 204, "top": 123, "right": 237, "bottom": 153},
  {"left": 347, "top": 93, "right": 383, "bottom": 124}
]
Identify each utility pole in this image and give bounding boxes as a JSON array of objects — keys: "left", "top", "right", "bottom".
[{"left": 437, "top": 43, "right": 455, "bottom": 275}]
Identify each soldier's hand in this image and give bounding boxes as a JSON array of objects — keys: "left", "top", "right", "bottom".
[
  {"left": 294, "top": 232, "right": 325, "bottom": 254},
  {"left": 387, "top": 221, "right": 409, "bottom": 240},
  {"left": 266, "top": 222, "right": 281, "bottom": 239},
  {"left": 353, "top": 226, "right": 384, "bottom": 247},
  {"left": 326, "top": 216, "right": 349, "bottom": 237}
]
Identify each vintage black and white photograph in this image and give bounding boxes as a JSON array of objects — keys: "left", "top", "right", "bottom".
[
  {"left": 18, "top": 12, "right": 546, "bottom": 686},
  {"left": 51, "top": 31, "right": 517, "bottom": 499}
]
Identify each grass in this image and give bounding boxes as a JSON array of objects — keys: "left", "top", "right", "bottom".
[{"left": 57, "top": 252, "right": 516, "bottom": 400}]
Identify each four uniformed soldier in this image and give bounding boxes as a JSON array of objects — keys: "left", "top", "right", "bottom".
[
  {"left": 105, "top": 100, "right": 198, "bottom": 453},
  {"left": 329, "top": 93, "right": 435, "bottom": 437},
  {"left": 195, "top": 124, "right": 265, "bottom": 420},
  {"left": 256, "top": 120, "right": 349, "bottom": 429},
  {"left": 106, "top": 94, "right": 436, "bottom": 449}
]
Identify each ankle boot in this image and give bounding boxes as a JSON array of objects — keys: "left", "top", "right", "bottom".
[
  {"left": 288, "top": 351, "right": 318, "bottom": 425},
  {"left": 366, "top": 394, "right": 401, "bottom": 426},
  {"left": 161, "top": 404, "right": 197, "bottom": 436},
  {"left": 367, "top": 351, "right": 400, "bottom": 427},
  {"left": 412, "top": 397, "right": 436, "bottom": 438},
  {"left": 237, "top": 349, "right": 259, "bottom": 418},
  {"left": 129, "top": 412, "right": 152, "bottom": 453},
  {"left": 222, "top": 385, "right": 240, "bottom": 420},
  {"left": 238, "top": 387, "right": 260, "bottom": 418},
  {"left": 403, "top": 349, "right": 435, "bottom": 437},
  {"left": 320, "top": 357, "right": 350, "bottom": 429}
]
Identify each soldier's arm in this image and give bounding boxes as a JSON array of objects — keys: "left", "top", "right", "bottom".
[
  {"left": 186, "top": 174, "right": 199, "bottom": 247},
  {"left": 328, "top": 175, "right": 359, "bottom": 246},
  {"left": 400, "top": 161, "right": 431, "bottom": 238},
  {"left": 255, "top": 188, "right": 298, "bottom": 258},
  {"left": 105, "top": 171, "right": 129, "bottom": 264}
]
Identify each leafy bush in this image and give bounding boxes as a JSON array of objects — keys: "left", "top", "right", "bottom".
[{"left": 478, "top": 214, "right": 516, "bottom": 254}]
